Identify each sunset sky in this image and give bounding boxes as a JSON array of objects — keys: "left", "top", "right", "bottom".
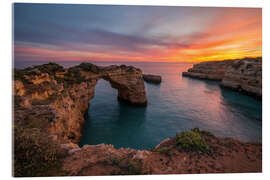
[{"left": 14, "top": 4, "right": 262, "bottom": 63}]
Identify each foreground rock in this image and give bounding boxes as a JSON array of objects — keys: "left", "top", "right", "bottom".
[
  {"left": 61, "top": 128, "right": 261, "bottom": 175},
  {"left": 143, "top": 74, "right": 162, "bottom": 84},
  {"left": 182, "top": 57, "right": 262, "bottom": 99}
]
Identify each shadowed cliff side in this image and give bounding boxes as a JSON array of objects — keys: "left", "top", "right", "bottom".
[
  {"left": 220, "top": 58, "right": 262, "bottom": 98},
  {"left": 182, "top": 57, "right": 262, "bottom": 99}
]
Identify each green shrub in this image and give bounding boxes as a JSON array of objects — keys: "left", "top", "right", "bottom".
[
  {"left": 77, "top": 63, "right": 99, "bottom": 73},
  {"left": 109, "top": 157, "right": 121, "bottom": 165},
  {"left": 35, "top": 62, "right": 65, "bottom": 75},
  {"left": 191, "top": 128, "right": 200, "bottom": 133},
  {"left": 63, "top": 70, "right": 86, "bottom": 84},
  {"left": 191, "top": 128, "right": 214, "bottom": 137},
  {"left": 127, "top": 160, "right": 142, "bottom": 175},
  {"left": 175, "top": 130, "right": 207, "bottom": 152}
]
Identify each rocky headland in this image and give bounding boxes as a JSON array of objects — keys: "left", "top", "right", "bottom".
[
  {"left": 13, "top": 62, "right": 261, "bottom": 176},
  {"left": 182, "top": 57, "right": 262, "bottom": 99}
]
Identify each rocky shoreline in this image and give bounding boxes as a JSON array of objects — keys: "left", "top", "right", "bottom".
[
  {"left": 13, "top": 62, "right": 261, "bottom": 176},
  {"left": 182, "top": 57, "right": 262, "bottom": 99},
  {"left": 61, "top": 128, "right": 261, "bottom": 176}
]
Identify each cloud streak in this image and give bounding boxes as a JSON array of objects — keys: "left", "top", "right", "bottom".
[{"left": 13, "top": 4, "right": 262, "bottom": 62}]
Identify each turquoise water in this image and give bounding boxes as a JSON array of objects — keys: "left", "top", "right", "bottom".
[
  {"left": 78, "top": 62, "right": 262, "bottom": 149},
  {"left": 14, "top": 61, "right": 262, "bottom": 149}
]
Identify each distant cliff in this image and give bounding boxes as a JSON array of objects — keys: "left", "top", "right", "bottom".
[{"left": 182, "top": 57, "right": 262, "bottom": 99}]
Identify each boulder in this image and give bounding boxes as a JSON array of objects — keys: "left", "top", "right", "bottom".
[{"left": 143, "top": 74, "right": 162, "bottom": 84}]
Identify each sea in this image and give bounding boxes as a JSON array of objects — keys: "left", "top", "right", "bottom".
[{"left": 15, "top": 61, "right": 262, "bottom": 149}]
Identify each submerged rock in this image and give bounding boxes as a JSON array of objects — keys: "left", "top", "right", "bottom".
[{"left": 143, "top": 74, "right": 162, "bottom": 84}]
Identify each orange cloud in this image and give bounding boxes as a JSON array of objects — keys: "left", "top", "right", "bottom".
[{"left": 14, "top": 8, "right": 262, "bottom": 63}]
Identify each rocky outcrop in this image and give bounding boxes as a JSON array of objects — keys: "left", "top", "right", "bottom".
[
  {"left": 182, "top": 57, "right": 262, "bottom": 99},
  {"left": 14, "top": 62, "right": 147, "bottom": 144},
  {"left": 143, "top": 74, "right": 162, "bottom": 84},
  {"left": 101, "top": 65, "right": 147, "bottom": 106},
  {"left": 182, "top": 60, "right": 234, "bottom": 80},
  {"left": 61, "top": 129, "right": 261, "bottom": 176},
  {"left": 220, "top": 59, "right": 262, "bottom": 98}
]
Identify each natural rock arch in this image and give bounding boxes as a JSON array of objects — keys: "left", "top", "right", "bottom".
[
  {"left": 14, "top": 62, "right": 147, "bottom": 143},
  {"left": 76, "top": 63, "right": 147, "bottom": 106}
]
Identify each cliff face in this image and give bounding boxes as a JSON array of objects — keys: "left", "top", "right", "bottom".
[
  {"left": 220, "top": 59, "right": 262, "bottom": 98},
  {"left": 182, "top": 60, "right": 234, "bottom": 80},
  {"left": 182, "top": 57, "right": 262, "bottom": 98},
  {"left": 61, "top": 129, "right": 261, "bottom": 175},
  {"left": 14, "top": 63, "right": 147, "bottom": 144}
]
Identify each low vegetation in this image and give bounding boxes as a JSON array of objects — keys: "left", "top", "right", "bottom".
[
  {"left": 14, "top": 69, "right": 33, "bottom": 84},
  {"left": 63, "top": 69, "right": 87, "bottom": 84},
  {"left": 13, "top": 126, "right": 63, "bottom": 177},
  {"left": 175, "top": 128, "right": 208, "bottom": 152},
  {"left": 28, "top": 62, "right": 65, "bottom": 76},
  {"left": 153, "top": 128, "right": 212, "bottom": 155},
  {"left": 126, "top": 160, "right": 142, "bottom": 175},
  {"left": 75, "top": 62, "right": 100, "bottom": 73},
  {"left": 14, "top": 62, "right": 95, "bottom": 88}
]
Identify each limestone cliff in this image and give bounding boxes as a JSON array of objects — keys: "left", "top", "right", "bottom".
[
  {"left": 220, "top": 58, "right": 262, "bottom": 98},
  {"left": 182, "top": 60, "right": 234, "bottom": 80},
  {"left": 14, "top": 62, "right": 147, "bottom": 144},
  {"left": 61, "top": 129, "right": 261, "bottom": 175},
  {"left": 182, "top": 57, "right": 262, "bottom": 99}
]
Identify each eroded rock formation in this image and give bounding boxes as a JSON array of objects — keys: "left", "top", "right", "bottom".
[
  {"left": 143, "top": 74, "right": 162, "bottom": 84},
  {"left": 182, "top": 60, "right": 234, "bottom": 80},
  {"left": 14, "top": 63, "right": 147, "bottom": 144},
  {"left": 61, "top": 129, "right": 262, "bottom": 175},
  {"left": 182, "top": 57, "right": 262, "bottom": 99},
  {"left": 220, "top": 59, "right": 262, "bottom": 98}
]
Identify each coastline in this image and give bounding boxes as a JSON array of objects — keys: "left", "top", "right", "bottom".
[
  {"left": 182, "top": 57, "right": 262, "bottom": 99},
  {"left": 13, "top": 62, "right": 262, "bottom": 176}
]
